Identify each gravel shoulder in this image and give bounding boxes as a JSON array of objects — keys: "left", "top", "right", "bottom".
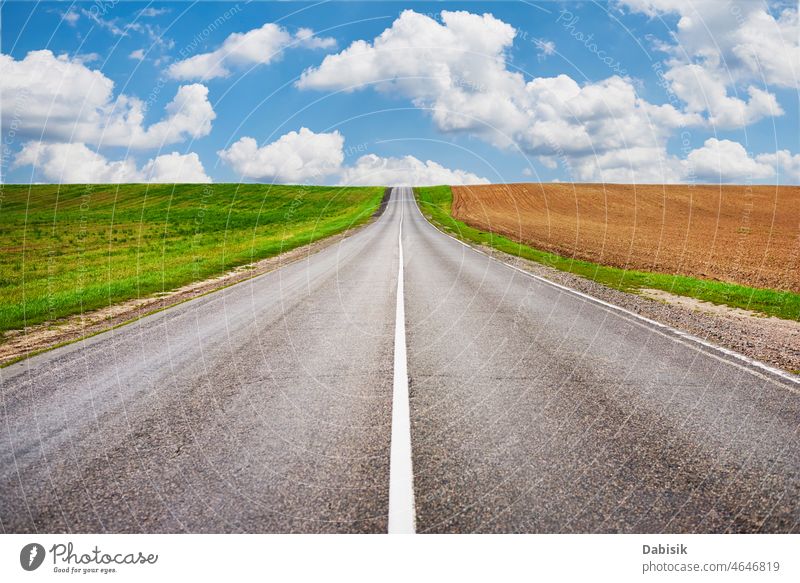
[{"left": 472, "top": 242, "right": 800, "bottom": 374}]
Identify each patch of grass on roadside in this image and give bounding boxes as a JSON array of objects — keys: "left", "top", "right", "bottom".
[
  {"left": 415, "top": 185, "right": 800, "bottom": 321},
  {"left": 0, "top": 183, "right": 385, "bottom": 334}
]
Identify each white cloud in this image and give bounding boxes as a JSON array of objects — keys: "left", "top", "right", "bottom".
[
  {"left": 138, "top": 84, "right": 216, "bottom": 146},
  {"left": 218, "top": 128, "right": 345, "bottom": 182},
  {"left": 298, "top": 10, "right": 700, "bottom": 183},
  {"left": 683, "top": 138, "right": 774, "bottom": 182},
  {"left": 139, "top": 151, "right": 210, "bottom": 183},
  {"left": 339, "top": 154, "right": 489, "bottom": 186},
  {"left": 297, "top": 9, "right": 521, "bottom": 145},
  {"left": 168, "top": 23, "right": 335, "bottom": 81},
  {"left": 14, "top": 142, "right": 138, "bottom": 183},
  {"left": 521, "top": 74, "right": 701, "bottom": 181},
  {"left": 731, "top": 7, "right": 799, "bottom": 89},
  {"left": 62, "top": 10, "right": 80, "bottom": 26},
  {"left": 0, "top": 50, "right": 215, "bottom": 149},
  {"left": 294, "top": 6, "right": 793, "bottom": 182},
  {"left": 755, "top": 150, "right": 800, "bottom": 183},
  {"left": 129, "top": 49, "right": 145, "bottom": 61},
  {"left": 139, "top": 8, "right": 170, "bottom": 18},
  {"left": 664, "top": 63, "right": 782, "bottom": 128},
  {"left": 218, "top": 127, "right": 487, "bottom": 185},
  {"left": 294, "top": 27, "right": 337, "bottom": 50},
  {"left": 618, "top": 1, "right": 797, "bottom": 128},
  {"left": 13, "top": 142, "right": 210, "bottom": 183},
  {"left": 619, "top": 0, "right": 799, "bottom": 87}
]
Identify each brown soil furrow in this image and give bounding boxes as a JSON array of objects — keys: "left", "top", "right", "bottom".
[{"left": 452, "top": 183, "right": 800, "bottom": 292}]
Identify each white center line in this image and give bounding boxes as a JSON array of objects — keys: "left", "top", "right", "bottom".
[{"left": 388, "top": 187, "right": 416, "bottom": 534}]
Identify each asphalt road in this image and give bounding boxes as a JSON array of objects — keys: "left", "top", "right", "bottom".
[{"left": 1, "top": 187, "right": 798, "bottom": 533}]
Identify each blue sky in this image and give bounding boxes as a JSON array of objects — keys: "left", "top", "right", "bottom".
[{"left": 1, "top": 1, "right": 798, "bottom": 184}]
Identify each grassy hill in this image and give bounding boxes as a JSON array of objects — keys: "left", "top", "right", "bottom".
[{"left": 0, "top": 183, "right": 384, "bottom": 333}]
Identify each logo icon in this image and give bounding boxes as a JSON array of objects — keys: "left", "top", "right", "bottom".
[{"left": 20, "top": 543, "right": 46, "bottom": 571}]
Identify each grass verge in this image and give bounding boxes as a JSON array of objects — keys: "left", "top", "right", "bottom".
[
  {"left": 415, "top": 185, "right": 800, "bottom": 321},
  {"left": 1, "top": 183, "right": 385, "bottom": 334}
]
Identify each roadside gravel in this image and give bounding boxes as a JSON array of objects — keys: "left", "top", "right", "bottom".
[{"left": 477, "top": 244, "right": 800, "bottom": 374}]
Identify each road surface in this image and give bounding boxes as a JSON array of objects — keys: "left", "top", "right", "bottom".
[{"left": 2, "top": 187, "right": 798, "bottom": 533}]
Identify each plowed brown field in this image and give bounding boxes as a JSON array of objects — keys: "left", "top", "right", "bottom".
[{"left": 451, "top": 183, "right": 800, "bottom": 292}]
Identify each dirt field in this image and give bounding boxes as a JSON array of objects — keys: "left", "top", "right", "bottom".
[{"left": 451, "top": 183, "right": 800, "bottom": 292}]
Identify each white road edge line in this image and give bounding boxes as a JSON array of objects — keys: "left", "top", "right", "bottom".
[
  {"left": 388, "top": 187, "right": 416, "bottom": 534},
  {"left": 412, "top": 195, "right": 800, "bottom": 392}
]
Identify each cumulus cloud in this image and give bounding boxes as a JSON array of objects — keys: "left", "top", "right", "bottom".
[
  {"left": 340, "top": 154, "right": 489, "bottom": 186},
  {"left": 664, "top": 63, "right": 783, "bottom": 129},
  {"left": 683, "top": 138, "right": 774, "bottom": 182},
  {"left": 218, "top": 128, "right": 345, "bottom": 182},
  {"left": 298, "top": 10, "right": 700, "bottom": 183},
  {"left": 730, "top": 6, "right": 800, "bottom": 88},
  {"left": 297, "top": 9, "right": 522, "bottom": 144},
  {"left": 139, "top": 151, "right": 210, "bottom": 183},
  {"left": 13, "top": 142, "right": 210, "bottom": 183},
  {"left": 168, "top": 23, "right": 335, "bottom": 80},
  {"left": 519, "top": 74, "right": 700, "bottom": 181},
  {"left": 755, "top": 150, "right": 800, "bottom": 183},
  {"left": 619, "top": 0, "right": 799, "bottom": 87},
  {"left": 218, "top": 127, "right": 487, "bottom": 185},
  {"left": 618, "top": 1, "right": 797, "bottom": 127},
  {"left": 0, "top": 50, "right": 215, "bottom": 149}
]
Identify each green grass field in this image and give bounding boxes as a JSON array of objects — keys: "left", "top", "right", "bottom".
[
  {"left": 415, "top": 186, "right": 800, "bottom": 321},
  {"left": 0, "top": 183, "right": 385, "bottom": 333}
]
